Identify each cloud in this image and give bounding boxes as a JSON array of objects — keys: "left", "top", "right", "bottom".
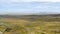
[
  {"left": 0, "top": 2, "right": 60, "bottom": 11},
  {"left": 0, "top": 0, "right": 60, "bottom": 3},
  {"left": 34, "top": 6, "right": 49, "bottom": 9},
  {"left": 0, "top": 1, "right": 60, "bottom": 14}
]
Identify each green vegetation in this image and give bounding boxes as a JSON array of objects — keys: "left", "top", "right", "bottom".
[{"left": 0, "top": 15, "right": 60, "bottom": 34}]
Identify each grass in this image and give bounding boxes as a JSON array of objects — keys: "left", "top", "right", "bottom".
[{"left": 0, "top": 15, "right": 60, "bottom": 34}]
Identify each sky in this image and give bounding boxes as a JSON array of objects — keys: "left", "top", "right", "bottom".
[{"left": 0, "top": 0, "right": 60, "bottom": 15}]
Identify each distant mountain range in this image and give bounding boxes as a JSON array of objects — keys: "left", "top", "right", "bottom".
[{"left": 0, "top": 11, "right": 60, "bottom": 15}]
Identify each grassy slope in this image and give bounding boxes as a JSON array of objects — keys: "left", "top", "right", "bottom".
[{"left": 0, "top": 15, "right": 60, "bottom": 34}]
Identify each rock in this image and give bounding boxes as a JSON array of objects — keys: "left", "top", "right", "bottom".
[
  {"left": 5, "top": 27, "right": 12, "bottom": 32},
  {"left": 0, "top": 31, "right": 2, "bottom": 34}
]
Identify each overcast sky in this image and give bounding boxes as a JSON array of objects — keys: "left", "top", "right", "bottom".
[{"left": 0, "top": 0, "right": 60, "bottom": 15}]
